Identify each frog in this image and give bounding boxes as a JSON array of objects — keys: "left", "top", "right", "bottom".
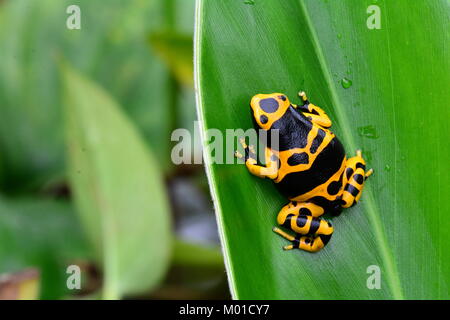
[{"left": 235, "top": 91, "right": 373, "bottom": 253}]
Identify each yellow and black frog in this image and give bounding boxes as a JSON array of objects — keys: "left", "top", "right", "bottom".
[{"left": 235, "top": 91, "right": 373, "bottom": 253}]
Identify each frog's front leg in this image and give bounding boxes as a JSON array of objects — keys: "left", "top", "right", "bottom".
[
  {"left": 235, "top": 138, "right": 278, "bottom": 179},
  {"left": 295, "top": 91, "right": 332, "bottom": 128},
  {"left": 273, "top": 201, "right": 334, "bottom": 252},
  {"left": 341, "top": 150, "right": 374, "bottom": 208}
]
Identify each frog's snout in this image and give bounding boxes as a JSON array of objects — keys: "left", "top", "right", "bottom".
[{"left": 250, "top": 95, "right": 262, "bottom": 109}]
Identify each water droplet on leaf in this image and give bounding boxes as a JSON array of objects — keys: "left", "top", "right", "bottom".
[{"left": 340, "top": 77, "right": 352, "bottom": 88}]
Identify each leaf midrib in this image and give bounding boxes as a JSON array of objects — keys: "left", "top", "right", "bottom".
[{"left": 298, "top": 0, "right": 404, "bottom": 299}]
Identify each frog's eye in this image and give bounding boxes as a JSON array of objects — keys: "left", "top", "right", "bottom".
[
  {"left": 259, "top": 98, "right": 279, "bottom": 113},
  {"left": 279, "top": 95, "right": 287, "bottom": 101}
]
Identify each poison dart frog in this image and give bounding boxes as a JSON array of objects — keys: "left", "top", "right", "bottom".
[{"left": 235, "top": 91, "right": 373, "bottom": 253}]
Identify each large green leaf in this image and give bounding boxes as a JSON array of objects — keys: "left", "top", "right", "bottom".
[
  {"left": 195, "top": 0, "right": 450, "bottom": 299},
  {"left": 62, "top": 64, "right": 172, "bottom": 299}
]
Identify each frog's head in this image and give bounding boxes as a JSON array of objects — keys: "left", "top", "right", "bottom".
[{"left": 250, "top": 93, "right": 291, "bottom": 130}]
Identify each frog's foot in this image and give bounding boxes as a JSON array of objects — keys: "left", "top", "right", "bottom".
[
  {"left": 341, "top": 150, "right": 373, "bottom": 208},
  {"left": 274, "top": 202, "right": 334, "bottom": 253},
  {"left": 272, "top": 227, "right": 332, "bottom": 253},
  {"left": 235, "top": 138, "right": 277, "bottom": 179},
  {"left": 234, "top": 137, "right": 256, "bottom": 163},
  {"left": 298, "top": 91, "right": 309, "bottom": 106}
]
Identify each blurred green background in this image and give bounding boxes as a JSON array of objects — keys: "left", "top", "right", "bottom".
[{"left": 0, "top": 0, "right": 228, "bottom": 299}]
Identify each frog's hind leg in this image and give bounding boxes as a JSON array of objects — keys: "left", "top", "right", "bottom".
[
  {"left": 272, "top": 225, "right": 333, "bottom": 253},
  {"left": 274, "top": 201, "right": 334, "bottom": 252},
  {"left": 277, "top": 201, "right": 325, "bottom": 219},
  {"left": 341, "top": 150, "right": 374, "bottom": 208}
]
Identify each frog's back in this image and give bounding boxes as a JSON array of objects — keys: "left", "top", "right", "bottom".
[{"left": 270, "top": 107, "right": 346, "bottom": 203}]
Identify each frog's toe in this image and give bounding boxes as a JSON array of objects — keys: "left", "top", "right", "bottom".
[
  {"left": 234, "top": 150, "right": 243, "bottom": 159},
  {"left": 272, "top": 227, "right": 295, "bottom": 244},
  {"left": 239, "top": 137, "right": 248, "bottom": 149},
  {"left": 356, "top": 149, "right": 362, "bottom": 157},
  {"left": 298, "top": 91, "right": 309, "bottom": 104},
  {"left": 365, "top": 168, "right": 374, "bottom": 179},
  {"left": 283, "top": 244, "right": 295, "bottom": 250}
]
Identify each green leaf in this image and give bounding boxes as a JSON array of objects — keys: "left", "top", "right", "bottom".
[
  {"left": 0, "top": 197, "right": 90, "bottom": 299},
  {"left": 195, "top": 0, "right": 450, "bottom": 299},
  {"left": 62, "top": 64, "right": 172, "bottom": 299},
  {"left": 149, "top": 31, "right": 194, "bottom": 87},
  {"left": 172, "top": 239, "right": 223, "bottom": 269}
]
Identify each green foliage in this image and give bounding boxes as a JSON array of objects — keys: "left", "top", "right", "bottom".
[
  {"left": 62, "top": 64, "right": 172, "bottom": 299},
  {"left": 0, "top": 0, "right": 173, "bottom": 192},
  {"left": 0, "top": 0, "right": 225, "bottom": 300},
  {"left": 172, "top": 239, "right": 223, "bottom": 269},
  {"left": 149, "top": 31, "right": 194, "bottom": 87},
  {"left": 0, "top": 197, "right": 90, "bottom": 299},
  {"left": 195, "top": 0, "right": 450, "bottom": 299}
]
